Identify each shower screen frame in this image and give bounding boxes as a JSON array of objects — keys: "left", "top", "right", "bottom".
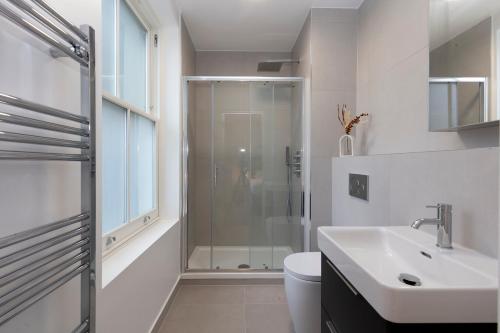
[{"left": 181, "top": 76, "right": 309, "bottom": 273}]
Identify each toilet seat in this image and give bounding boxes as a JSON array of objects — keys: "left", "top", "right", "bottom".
[{"left": 284, "top": 252, "right": 321, "bottom": 282}]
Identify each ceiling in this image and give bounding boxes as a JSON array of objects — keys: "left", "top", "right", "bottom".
[{"left": 176, "top": 0, "right": 365, "bottom": 52}]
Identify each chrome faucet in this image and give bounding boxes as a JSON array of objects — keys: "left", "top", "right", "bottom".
[{"left": 411, "top": 203, "right": 452, "bottom": 249}]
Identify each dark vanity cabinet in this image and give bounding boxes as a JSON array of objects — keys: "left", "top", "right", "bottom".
[{"left": 321, "top": 254, "right": 496, "bottom": 333}]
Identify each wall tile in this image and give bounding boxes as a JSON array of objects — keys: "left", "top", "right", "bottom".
[
  {"left": 356, "top": 0, "right": 499, "bottom": 154},
  {"left": 332, "top": 155, "right": 390, "bottom": 227},
  {"left": 332, "top": 148, "right": 499, "bottom": 257},
  {"left": 311, "top": 91, "right": 355, "bottom": 158},
  {"left": 196, "top": 51, "right": 293, "bottom": 77},
  {"left": 310, "top": 156, "right": 334, "bottom": 251},
  {"left": 295, "top": 9, "right": 358, "bottom": 250}
]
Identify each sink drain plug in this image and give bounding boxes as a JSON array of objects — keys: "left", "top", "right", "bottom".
[{"left": 398, "top": 273, "right": 422, "bottom": 286}]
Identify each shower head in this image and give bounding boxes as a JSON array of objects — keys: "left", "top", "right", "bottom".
[{"left": 257, "top": 59, "right": 300, "bottom": 72}]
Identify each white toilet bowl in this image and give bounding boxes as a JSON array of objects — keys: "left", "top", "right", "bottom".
[{"left": 284, "top": 252, "right": 321, "bottom": 333}]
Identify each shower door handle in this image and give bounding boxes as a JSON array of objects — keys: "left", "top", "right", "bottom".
[
  {"left": 301, "top": 191, "right": 305, "bottom": 218},
  {"left": 214, "top": 165, "right": 218, "bottom": 187}
]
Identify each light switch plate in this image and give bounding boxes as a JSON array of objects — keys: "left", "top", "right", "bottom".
[{"left": 349, "top": 173, "right": 368, "bottom": 201}]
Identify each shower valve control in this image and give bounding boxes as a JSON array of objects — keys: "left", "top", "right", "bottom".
[
  {"left": 293, "top": 151, "right": 302, "bottom": 161},
  {"left": 293, "top": 151, "right": 302, "bottom": 177}
]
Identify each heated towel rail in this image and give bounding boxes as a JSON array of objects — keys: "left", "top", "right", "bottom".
[{"left": 0, "top": 0, "right": 95, "bottom": 332}]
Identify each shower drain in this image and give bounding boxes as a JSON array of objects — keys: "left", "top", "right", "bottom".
[{"left": 398, "top": 273, "right": 422, "bottom": 287}]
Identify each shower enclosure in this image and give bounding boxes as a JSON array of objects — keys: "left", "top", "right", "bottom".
[{"left": 182, "top": 77, "right": 305, "bottom": 271}]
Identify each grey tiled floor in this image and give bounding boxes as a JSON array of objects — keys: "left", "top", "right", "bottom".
[{"left": 158, "top": 284, "right": 295, "bottom": 333}]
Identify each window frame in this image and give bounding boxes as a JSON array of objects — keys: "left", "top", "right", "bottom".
[{"left": 102, "top": 0, "right": 159, "bottom": 255}]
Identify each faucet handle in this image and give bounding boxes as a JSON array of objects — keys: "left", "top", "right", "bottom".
[
  {"left": 425, "top": 203, "right": 451, "bottom": 209},
  {"left": 426, "top": 204, "right": 452, "bottom": 218}
]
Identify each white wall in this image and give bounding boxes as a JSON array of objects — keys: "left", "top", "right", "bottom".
[
  {"left": 292, "top": 9, "right": 358, "bottom": 251},
  {"left": 195, "top": 51, "right": 293, "bottom": 76},
  {"left": 328, "top": 0, "right": 500, "bottom": 256},
  {"left": 97, "top": 223, "right": 180, "bottom": 333},
  {"left": 355, "top": 0, "right": 499, "bottom": 155},
  {"left": 333, "top": 148, "right": 499, "bottom": 257},
  {"left": 0, "top": 0, "right": 183, "bottom": 332},
  {"left": 292, "top": 13, "right": 312, "bottom": 251}
]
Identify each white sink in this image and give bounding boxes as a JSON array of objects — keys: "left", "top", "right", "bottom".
[{"left": 318, "top": 226, "right": 498, "bottom": 323}]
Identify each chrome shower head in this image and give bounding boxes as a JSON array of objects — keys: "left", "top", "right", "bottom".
[{"left": 257, "top": 59, "right": 300, "bottom": 72}]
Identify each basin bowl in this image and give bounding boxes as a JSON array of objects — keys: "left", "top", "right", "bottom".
[{"left": 318, "top": 226, "right": 498, "bottom": 323}]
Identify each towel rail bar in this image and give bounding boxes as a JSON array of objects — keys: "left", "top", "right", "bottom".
[
  {"left": 0, "top": 213, "right": 89, "bottom": 249},
  {"left": 0, "top": 240, "right": 89, "bottom": 288},
  {"left": 0, "top": 227, "right": 89, "bottom": 269},
  {"left": 72, "top": 319, "right": 89, "bottom": 333},
  {"left": 6, "top": 0, "right": 87, "bottom": 49},
  {"left": 0, "top": 93, "right": 89, "bottom": 124},
  {"left": 30, "top": 0, "right": 88, "bottom": 42},
  {"left": 0, "top": 263, "right": 89, "bottom": 326},
  {"left": 0, "top": 150, "right": 89, "bottom": 161},
  {"left": 0, "top": 251, "right": 90, "bottom": 305},
  {"left": 0, "top": 2, "right": 88, "bottom": 66},
  {"left": 0, "top": 112, "right": 89, "bottom": 137},
  {"left": 0, "top": 131, "right": 89, "bottom": 148}
]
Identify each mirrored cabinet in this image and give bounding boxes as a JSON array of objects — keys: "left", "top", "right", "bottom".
[{"left": 429, "top": 1, "right": 500, "bottom": 131}]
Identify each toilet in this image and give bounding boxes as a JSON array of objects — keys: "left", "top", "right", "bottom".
[{"left": 284, "top": 252, "right": 321, "bottom": 333}]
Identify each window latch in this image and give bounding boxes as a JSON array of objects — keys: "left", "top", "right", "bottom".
[{"left": 105, "top": 236, "right": 116, "bottom": 247}]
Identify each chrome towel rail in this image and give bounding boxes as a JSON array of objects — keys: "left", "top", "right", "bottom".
[
  {"left": 30, "top": 0, "right": 88, "bottom": 43},
  {"left": 0, "top": 131, "right": 89, "bottom": 148},
  {"left": 6, "top": 0, "right": 87, "bottom": 49},
  {"left": 0, "top": 112, "right": 89, "bottom": 136},
  {"left": 1, "top": 250, "right": 90, "bottom": 290},
  {"left": 0, "top": 215, "right": 90, "bottom": 326},
  {"left": 0, "top": 252, "right": 90, "bottom": 306},
  {"left": 0, "top": 2, "right": 88, "bottom": 66},
  {"left": 0, "top": 264, "right": 90, "bottom": 326},
  {"left": 0, "top": 226, "right": 89, "bottom": 268},
  {"left": 0, "top": 212, "right": 89, "bottom": 249},
  {"left": 0, "top": 92, "right": 89, "bottom": 124},
  {"left": 72, "top": 319, "right": 90, "bottom": 333},
  {"left": 0, "top": 241, "right": 89, "bottom": 288},
  {"left": 0, "top": 0, "right": 95, "bottom": 331},
  {"left": 0, "top": 150, "right": 90, "bottom": 161}
]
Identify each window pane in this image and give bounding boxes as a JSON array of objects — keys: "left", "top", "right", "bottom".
[
  {"left": 119, "top": 0, "right": 147, "bottom": 111},
  {"left": 130, "top": 113, "right": 155, "bottom": 219},
  {"left": 102, "top": 100, "right": 127, "bottom": 234},
  {"left": 102, "top": 0, "right": 116, "bottom": 94}
]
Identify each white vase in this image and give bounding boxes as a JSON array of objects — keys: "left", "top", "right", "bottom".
[{"left": 339, "top": 134, "right": 354, "bottom": 157}]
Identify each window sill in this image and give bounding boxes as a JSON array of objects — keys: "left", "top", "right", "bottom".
[{"left": 101, "top": 218, "right": 179, "bottom": 288}]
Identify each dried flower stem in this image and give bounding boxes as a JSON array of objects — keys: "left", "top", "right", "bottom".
[{"left": 337, "top": 104, "right": 368, "bottom": 135}]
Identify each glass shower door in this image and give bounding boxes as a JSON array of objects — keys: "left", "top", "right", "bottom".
[
  {"left": 211, "top": 81, "right": 303, "bottom": 270},
  {"left": 248, "top": 83, "right": 272, "bottom": 269},
  {"left": 185, "top": 78, "right": 303, "bottom": 271},
  {"left": 270, "top": 82, "right": 303, "bottom": 269},
  {"left": 212, "top": 82, "right": 252, "bottom": 269},
  {"left": 249, "top": 82, "right": 303, "bottom": 270}
]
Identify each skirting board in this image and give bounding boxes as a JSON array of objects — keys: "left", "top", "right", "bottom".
[
  {"left": 181, "top": 277, "right": 284, "bottom": 285},
  {"left": 149, "top": 277, "right": 181, "bottom": 333}
]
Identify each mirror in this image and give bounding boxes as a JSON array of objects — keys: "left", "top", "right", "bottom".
[{"left": 429, "top": 0, "right": 500, "bottom": 131}]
